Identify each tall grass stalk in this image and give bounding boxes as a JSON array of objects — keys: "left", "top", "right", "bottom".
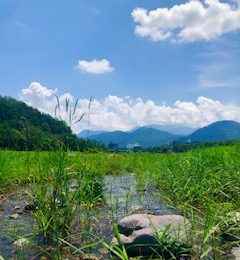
[{"left": 29, "top": 150, "right": 104, "bottom": 256}]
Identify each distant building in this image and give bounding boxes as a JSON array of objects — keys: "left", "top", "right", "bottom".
[
  {"left": 126, "top": 143, "right": 142, "bottom": 152},
  {"left": 133, "top": 145, "right": 142, "bottom": 152}
]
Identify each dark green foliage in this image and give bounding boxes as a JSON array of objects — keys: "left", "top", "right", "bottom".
[
  {"left": 0, "top": 96, "right": 105, "bottom": 151},
  {"left": 146, "top": 140, "right": 238, "bottom": 153}
]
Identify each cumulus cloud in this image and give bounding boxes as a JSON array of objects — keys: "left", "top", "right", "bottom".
[
  {"left": 20, "top": 82, "right": 58, "bottom": 111},
  {"left": 76, "top": 59, "right": 114, "bottom": 74},
  {"left": 131, "top": 0, "right": 240, "bottom": 42},
  {"left": 19, "top": 82, "right": 240, "bottom": 134},
  {"left": 19, "top": 82, "right": 81, "bottom": 131}
]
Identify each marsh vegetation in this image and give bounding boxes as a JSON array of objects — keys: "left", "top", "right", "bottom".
[{"left": 0, "top": 144, "right": 239, "bottom": 259}]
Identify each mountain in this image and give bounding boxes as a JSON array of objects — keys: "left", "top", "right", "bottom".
[
  {"left": 85, "top": 121, "right": 240, "bottom": 148},
  {"left": 146, "top": 124, "right": 196, "bottom": 135},
  {"left": 88, "top": 127, "right": 181, "bottom": 148},
  {"left": 78, "top": 130, "right": 107, "bottom": 138},
  {"left": 0, "top": 96, "right": 104, "bottom": 151},
  {"left": 180, "top": 120, "right": 240, "bottom": 143}
]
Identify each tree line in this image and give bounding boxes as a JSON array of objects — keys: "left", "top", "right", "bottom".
[{"left": 0, "top": 96, "right": 105, "bottom": 151}]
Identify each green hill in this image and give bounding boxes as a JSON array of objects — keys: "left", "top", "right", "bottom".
[
  {"left": 0, "top": 96, "right": 103, "bottom": 151},
  {"left": 88, "top": 127, "right": 181, "bottom": 148},
  {"left": 181, "top": 120, "right": 240, "bottom": 143}
]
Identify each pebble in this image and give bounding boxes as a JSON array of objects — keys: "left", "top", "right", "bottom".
[
  {"left": 81, "top": 254, "right": 99, "bottom": 260},
  {"left": 40, "top": 256, "right": 48, "bottom": 260},
  {"left": 24, "top": 204, "right": 36, "bottom": 211},
  {"left": 13, "top": 206, "right": 24, "bottom": 214},
  {"left": 13, "top": 238, "right": 29, "bottom": 248},
  {"left": 9, "top": 213, "right": 19, "bottom": 219},
  {"left": 130, "top": 205, "right": 144, "bottom": 212}
]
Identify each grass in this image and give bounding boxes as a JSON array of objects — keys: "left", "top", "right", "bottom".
[
  {"left": 134, "top": 144, "right": 240, "bottom": 258},
  {"left": 0, "top": 151, "right": 136, "bottom": 193},
  {"left": 0, "top": 143, "right": 239, "bottom": 259}
]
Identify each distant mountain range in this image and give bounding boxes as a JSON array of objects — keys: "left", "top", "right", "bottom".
[
  {"left": 78, "top": 130, "right": 107, "bottom": 138},
  {"left": 82, "top": 127, "right": 181, "bottom": 148},
  {"left": 79, "top": 120, "right": 240, "bottom": 148},
  {"left": 82, "top": 124, "right": 196, "bottom": 137},
  {"left": 144, "top": 124, "right": 196, "bottom": 135},
  {"left": 180, "top": 120, "right": 240, "bottom": 143}
]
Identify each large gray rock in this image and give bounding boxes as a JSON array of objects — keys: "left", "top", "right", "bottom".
[
  {"left": 118, "top": 214, "right": 190, "bottom": 237},
  {"left": 112, "top": 214, "right": 191, "bottom": 258}
]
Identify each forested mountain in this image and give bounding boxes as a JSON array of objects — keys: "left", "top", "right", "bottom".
[
  {"left": 78, "top": 130, "right": 107, "bottom": 138},
  {"left": 180, "top": 120, "right": 240, "bottom": 143},
  {"left": 0, "top": 96, "right": 104, "bottom": 151},
  {"left": 88, "top": 127, "right": 180, "bottom": 148},
  {"left": 146, "top": 124, "right": 196, "bottom": 135},
  {"left": 84, "top": 121, "right": 240, "bottom": 149},
  {"left": 79, "top": 124, "right": 195, "bottom": 138}
]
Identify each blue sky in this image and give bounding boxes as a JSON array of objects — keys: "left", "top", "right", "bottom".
[{"left": 1, "top": 0, "right": 240, "bottom": 132}]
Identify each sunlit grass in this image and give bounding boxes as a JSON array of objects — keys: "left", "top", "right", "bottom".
[{"left": 0, "top": 144, "right": 239, "bottom": 258}]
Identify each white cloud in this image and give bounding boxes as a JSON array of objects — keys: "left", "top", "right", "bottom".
[
  {"left": 131, "top": 0, "right": 240, "bottom": 42},
  {"left": 20, "top": 82, "right": 57, "bottom": 111},
  {"left": 76, "top": 59, "right": 114, "bottom": 74},
  {"left": 19, "top": 82, "right": 240, "bottom": 134},
  {"left": 19, "top": 82, "right": 81, "bottom": 132}
]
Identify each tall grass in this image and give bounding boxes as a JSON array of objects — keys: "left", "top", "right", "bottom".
[
  {"left": 135, "top": 145, "right": 240, "bottom": 258},
  {"left": 28, "top": 150, "right": 104, "bottom": 257},
  {"left": 0, "top": 144, "right": 239, "bottom": 258},
  {"left": 0, "top": 151, "right": 136, "bottom": 194}
]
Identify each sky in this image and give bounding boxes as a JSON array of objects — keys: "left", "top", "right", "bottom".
[{"left": 0, "top": 0, "right": 240, "bottom": 133}]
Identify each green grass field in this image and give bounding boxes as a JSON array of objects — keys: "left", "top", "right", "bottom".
[{"left": 0, "top": 145, "right": 239, "bottom": 259}]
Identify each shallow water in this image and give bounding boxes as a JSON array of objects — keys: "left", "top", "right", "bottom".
[
  {"left": 104, "top": 174, "right": 173, "bottom": 218},
  {"left": 0, "top": 174, "right": 174, "bottom": 259},
  {"left": 0, "top": 190, "right": 36, "bottom": 259}
]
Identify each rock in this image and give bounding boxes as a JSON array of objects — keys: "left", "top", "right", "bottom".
[
  {"left": 13, "top": 238, "right": 29, "bottom": 248},
  {"left": 118, "top": 214, "right": 190, "bottom": 237},
  {"left": 9, "top": 213, "right": 19, "bottom": 219},
  {"left": 81, "top": 254, "right": 99, "bottom": 260},
  {"left": 40, "top": 256, "right": 48, "bottom": 260},
  {"left": 129, "top": 205, "right": 144, "bottom": 213},
  {"left": 99, "top": 247, "right": 109, "bottom": 255},
  {"left": 112, "top": 233, "right": 132, "bottom": 245},
  {"left": 24, "top": 203, "right": 36, "bottom": 211},
  {"left": 14, "top": 206, "right": 24, "bottom": 214},
  {"left": 0, "top": 195, "right": 7, "bottom": 203},
  {"left": 228, "top": 247, "right": 240, "bottom": 260},
  {"left": 221, "top": 211, "right": 240, "bottom": 242},
  {"left": 113, "top": 214, "right": 191, "bottom": 258}
]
